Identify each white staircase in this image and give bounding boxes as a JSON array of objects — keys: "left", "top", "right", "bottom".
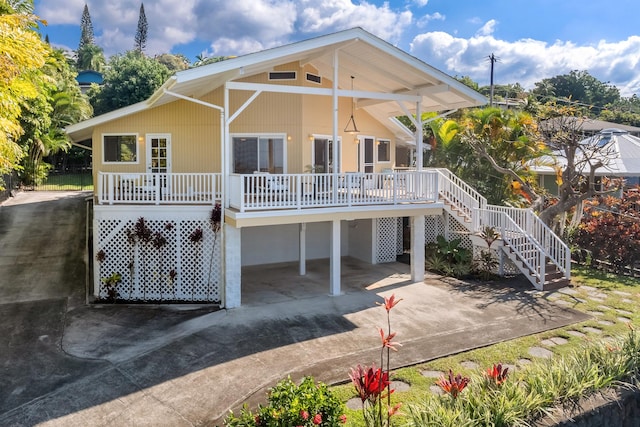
[{"left": 435, "top": 169, "right": 571, "bottom": 291}]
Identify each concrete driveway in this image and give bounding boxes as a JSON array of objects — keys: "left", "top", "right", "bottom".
[{"left": 0, "top": 191, "right": 590, "bottom": 426}]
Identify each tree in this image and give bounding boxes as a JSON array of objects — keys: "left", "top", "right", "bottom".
[
  {"left": 459, "top": 107, "right": 544, "bottom": 205},
  {"left": 460, "top": 104, "right": 623, "bottom": 230},
  {"left": 18, "top": 49, "right": 92, "bottom": 185},
  {"left": 534, "top": 104, "right": 622, "bottom": 227},
  {"left": 88, "top": 50, "right": 170, "bottom": 115},
  {"left": 155, "top": 53, "right": 189, "bottom": 72},
  {"left": 532, "top": 71, "right": 621, "bottom": 111},
  {"left": 78, "top": 4, "right": 94, "bottom": 51},
  {"left": 76, "top": 42, "right": 106, "bottom": 72},
  {"left": 134, "top": 3, "right": 148, "bottom": 53},
  {"left": 76, "top": 3, "right": 105, "bottom": 71},
  {"left": 0, "top": 6, "right": 50, "bottom": 182}
]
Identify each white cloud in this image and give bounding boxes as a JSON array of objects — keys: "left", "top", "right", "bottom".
[
  {"left": 37, "top": 0, "right": 411, "bottom": 57},
  {"left": 417, "top": 12, "right": 445, "bottom": 29},
  {"left": 476, "top": 19, "right": 497, "bottom": 37},
  {"left": 413, "top": 0, "right": 429, "bottom": 6},
  {"left": 411, "top": 30, "right": 640, "bottom": 97},
  {"left": 297, "top": 0, "right": 411, "bottom": 44}
]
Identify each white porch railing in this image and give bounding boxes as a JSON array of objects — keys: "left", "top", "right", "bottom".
[
  {"left": 228, "top": 171, "right": 440, "bottom": 211},
  {"left": 97, "top": 172, "right": 222, "bottom": 205}
]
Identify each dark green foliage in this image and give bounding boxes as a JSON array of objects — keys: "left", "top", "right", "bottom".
[
  {"left": 88, "top": 50, "right": 170, "bottom": 115},
  {"left": 426, "top": 235, "right": 472, "bottom": 278},
  {"left": 224, "top": 376, "right": 347, "bottom": 427}
]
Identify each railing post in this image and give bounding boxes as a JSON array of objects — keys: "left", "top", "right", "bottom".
[
  {"left": 107, "top": 173, "right": 114, "bottom": 205},
  {"left": 240, "top": 175, "right": 245, "bottom": 213}
]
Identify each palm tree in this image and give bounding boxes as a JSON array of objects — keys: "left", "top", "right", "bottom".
[{"left": 76, "top": 43, "right": 106, "bottom": 72}]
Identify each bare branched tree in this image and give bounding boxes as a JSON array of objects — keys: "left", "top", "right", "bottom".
[{"left": 536, "top": 106, "right": 621, "bottom": 228}]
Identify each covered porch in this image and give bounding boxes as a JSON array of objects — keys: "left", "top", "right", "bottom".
[{"left": 95, "top": 169, "right": 442, "bottom": 210}]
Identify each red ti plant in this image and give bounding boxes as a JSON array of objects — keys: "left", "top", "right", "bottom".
[
  {"left": 437, "top": 369, "right": 470, "bottom": 399},
  {"left": 349, "top": 294, "right": 402, "bottom": 427},
  {"left": 485, "top": 363, "right": 509, "bottom": 387}
]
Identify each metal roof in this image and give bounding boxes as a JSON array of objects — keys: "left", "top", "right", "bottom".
[
  {"left": 533, "top": 129, "right": 640, "bottom": 176},
  {"left": 67, "top": 27, "right": 486, "bottom": 142}
]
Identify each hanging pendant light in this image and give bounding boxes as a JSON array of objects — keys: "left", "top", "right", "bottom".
[{"left": 344, "top": 75, "right": 359, "bottom": 133}]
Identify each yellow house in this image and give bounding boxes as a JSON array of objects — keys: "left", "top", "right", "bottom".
[{"left": 67, "top": 28, "right": 570, "bottom": 307}]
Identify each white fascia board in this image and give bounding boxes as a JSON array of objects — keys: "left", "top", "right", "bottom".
[{"left": 65, "top": 101, "right": 150, "bottom": 141}]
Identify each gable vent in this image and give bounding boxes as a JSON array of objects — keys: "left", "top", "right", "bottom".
[
  {"left": 269, "top": 71, "right": 296, "bottom": 81},
  {"left": 306, "top": 73, "right": 322, "bottom": 84}
]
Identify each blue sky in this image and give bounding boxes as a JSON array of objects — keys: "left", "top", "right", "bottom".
[{"left": 34, "top": 0, "right": 640, "bottom": 98}]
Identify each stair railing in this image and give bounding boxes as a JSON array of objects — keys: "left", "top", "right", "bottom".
[
  {"left": 434, "top": 168, "right": 570, "bottom": 285},
  {"left": 487, "top": 205, "right": 571, "bottom": 280},
  {"left": 478, "top": 208, "right": 546, "bottom": 289},
  {"left": 435, "top": 168, "right": 487, "bottom": 231}
]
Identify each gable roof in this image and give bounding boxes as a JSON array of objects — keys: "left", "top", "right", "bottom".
[{"left": 67, "top": 27, "right": 486, "bottom": 142}]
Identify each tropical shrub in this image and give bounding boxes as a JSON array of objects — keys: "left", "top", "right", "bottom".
[
  {"left": 572, "top": 189, "right": 640, "bottom": 273},
  {"left": 224, "top": 376, "right": 346, "bottom": 427},
  {"left": 425, "top": 235, "right": 472, "bottom": 278}
]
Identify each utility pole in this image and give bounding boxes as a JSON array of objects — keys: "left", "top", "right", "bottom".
[{"left": 488, "top": 53, "right": 499, "bottom": 107}]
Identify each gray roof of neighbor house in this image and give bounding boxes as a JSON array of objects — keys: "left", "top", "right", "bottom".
[
  {"left": 533, "top": 128, "right": 640, "bottom": 176},
  {"left": 541, "top": 117, "right": 640, "bottom": 137},
  {"left": 66, "top": 27, "right": 486, "bottom": 142}
]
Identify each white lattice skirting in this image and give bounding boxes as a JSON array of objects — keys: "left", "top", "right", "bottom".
[{"left": 93, "top": 206, "right": 222, "bottom": 303}]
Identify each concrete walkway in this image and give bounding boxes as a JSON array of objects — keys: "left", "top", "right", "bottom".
[{"left": 0, "top": 191, "right": 591, "bottom": 426}]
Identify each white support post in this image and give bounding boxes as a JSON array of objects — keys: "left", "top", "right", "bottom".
[
  {"left": 329, "top": 219, "right": 341, "bottom": 296},
  {"left": 224, "top": 223, "right": 241, "bottom": 308},
  {"left": 410, "top": 215, "right": 425, "bottom": 283},
  {"left": 299, "top": 223, "right": 307, "bottom": 276}
]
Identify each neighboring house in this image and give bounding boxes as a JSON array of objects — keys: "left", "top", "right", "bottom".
[
  {"left": 66, "top": 28, "right": 570, "bottom": 308},
  {"left": 76, "top": 70, "right": 104, "bottom": 93},
  {"left": 534, "top": 128, "right": 640, "bottom": 194}
]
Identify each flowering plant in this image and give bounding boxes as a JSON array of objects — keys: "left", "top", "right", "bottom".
[
  {"left": 224, "top": 376, "right": 346, "bottom": 427},
  {"left": 349, "top": 294, "right": 403, "bottom": 426},
  {"left": 437, "top": 369, "right": 470, "bottom": 398}
]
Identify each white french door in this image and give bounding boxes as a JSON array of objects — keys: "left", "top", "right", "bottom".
[{"left": 146, "top": 134, "right": 171, "bottom": 194}]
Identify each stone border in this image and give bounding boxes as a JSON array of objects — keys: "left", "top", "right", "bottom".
[{"left": 534, "top": 386, "right": 640, "bottom": 426}]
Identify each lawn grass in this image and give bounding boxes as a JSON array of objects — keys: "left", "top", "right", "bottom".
[
  {"left": 333, "top": 266, "right": 640, "bottom": 426},
  {"left": 36, "top": 172, "right": 93, "bottom": 191}
]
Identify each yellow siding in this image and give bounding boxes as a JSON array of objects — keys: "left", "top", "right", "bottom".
[
  {"left": 94, "top": 99, "right": 222, "bottom": 176},
  {"left": 93, "top": 60, "right": 402, "bottom": 180}
]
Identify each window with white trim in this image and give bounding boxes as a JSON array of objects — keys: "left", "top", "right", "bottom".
[
  {"left": 103, "top": 134, "right": 138, "bottom": 163},
  {"left": 377, "top": 139, "right": 390, "bottom": 163},
  {"left": 232, "top": 135, "right": 285, "bottom": 174}
]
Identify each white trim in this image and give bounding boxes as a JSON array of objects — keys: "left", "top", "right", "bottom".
[{"left": 102, "top": 133, "right": 140, "bottom": 165}]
